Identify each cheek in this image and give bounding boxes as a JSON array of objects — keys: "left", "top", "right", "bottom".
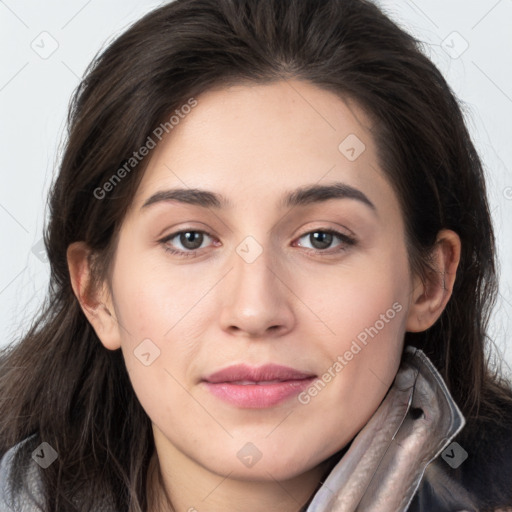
[
  {"left": 322, "top": 282, "right": 405, "bottom": 397},
  {"left": 297, "top": 255, "right": 408, "bottom": 352},
  {"left": 109, "top": 253, "right": 206, "bottom": 413},
  {"left": 297, "top": 294, "right": 406, "bottom": 458},
  {"left": 298, "top": 249, "right": 409, "bottom": 425},
  {"left": 110, "top": 245, "right": 208, "bottom": 342}
]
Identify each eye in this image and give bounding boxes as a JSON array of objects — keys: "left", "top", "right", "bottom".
[
  {"left": 159, "top": 229, "right": 216, "bottom": 257},
  {"left": 159, "top": 227, "right": 357, "bottom": 258},
  {"left": 293, "top": 229, "right": 357, "bottom": 254}
]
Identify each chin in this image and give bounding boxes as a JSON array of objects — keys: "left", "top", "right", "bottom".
[{"left": 206, "top": 447, "right": 328, "bottom": 482}]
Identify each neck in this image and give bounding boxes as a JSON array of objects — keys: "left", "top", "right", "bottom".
[{"left": 146, "top": 444, "right": 336, "bottom": 512}]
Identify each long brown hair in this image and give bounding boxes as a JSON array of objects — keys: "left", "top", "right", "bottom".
[{"left": 1, "top": 0, "right": 511, "bottom": 510}]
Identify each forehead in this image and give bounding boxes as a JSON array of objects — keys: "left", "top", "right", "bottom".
[{"left": 128, "top": 79, "right": 399, "bottom": 222}]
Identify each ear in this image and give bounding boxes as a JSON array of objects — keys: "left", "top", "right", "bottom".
[
  {"left": 67, "top": 241, "right": 122, "bottom": 350},
  {"left": 405, "top": 229, "right": 461, "bottom": 333}
]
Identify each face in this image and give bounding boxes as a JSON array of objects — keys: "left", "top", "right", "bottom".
[{"left": 102, "top": 80, "right": 416, "bottom": 481}]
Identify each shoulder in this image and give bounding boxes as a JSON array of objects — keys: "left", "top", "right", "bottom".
[
  {"left": 0, "top": 434, "right": 46, "bottom": 511},
  {"left": 455, "top": 392, "right": 512, "bottom": 509},
  {"left": 1, "top": 435, "right": 118, "bottom": 512},
  {"left": 411, "top": 390, "right": 512, "bottom": 512}
]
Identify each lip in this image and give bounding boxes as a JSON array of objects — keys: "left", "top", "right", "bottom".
[{"left": 202, "top": 364, "right": 317, "bottom": 408}]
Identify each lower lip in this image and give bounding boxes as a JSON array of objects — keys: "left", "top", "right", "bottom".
[{"left": 203, "top": 378, "right": 316, "bottom": 408}]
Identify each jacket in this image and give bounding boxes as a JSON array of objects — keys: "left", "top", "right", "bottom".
[{"left": 1, "top": 347, "right": 511, "bottom": 511}]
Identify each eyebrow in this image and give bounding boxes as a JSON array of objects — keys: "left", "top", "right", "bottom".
[{"left": 141, "top": 182, "right": 377, "bottom": 214}]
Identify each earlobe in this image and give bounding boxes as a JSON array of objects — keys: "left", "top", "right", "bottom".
[
  {"left": 405, "top": 229, "right": 461, "bottom": 333},
  {"left": 66, "top": 241, "right": 122, "bottom": 350}
]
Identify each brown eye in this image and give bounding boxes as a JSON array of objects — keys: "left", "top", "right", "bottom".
[
  {"left": 178, "top": 231, "right": 205, "bottom": 250},
  {"left": 295, "top": 229, "right": 356, "bottom": 253},
  {"left": 308, "top": 231, "right": 333, "bottom": 250},
  {"left": 160, "top": 229, "right": 215, "bottom": 256}
]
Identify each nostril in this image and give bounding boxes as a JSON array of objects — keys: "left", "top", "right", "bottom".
[{"left": 410, "top": 407, "right": 424, "bottom": 420}]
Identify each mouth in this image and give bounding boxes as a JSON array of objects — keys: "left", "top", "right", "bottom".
[{"left": 202, "top": 363, "right": 317, "bottom": 408}]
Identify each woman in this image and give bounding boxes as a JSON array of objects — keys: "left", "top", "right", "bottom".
[{"left": 1, "top": 0, "right": 511, "bottom": 510}]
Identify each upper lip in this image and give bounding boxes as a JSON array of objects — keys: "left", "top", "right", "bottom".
[{"left": 203, "top": 364, "right": 316, "bottom": 384}]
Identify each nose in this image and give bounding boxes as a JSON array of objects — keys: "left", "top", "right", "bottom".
[{"left": 218, "top": 240, "right": 296, "bottom": 339}]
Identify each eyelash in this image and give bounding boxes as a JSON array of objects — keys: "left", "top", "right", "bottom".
[{"left": 159, "top": 228, "right": 357, "bottom": 258}]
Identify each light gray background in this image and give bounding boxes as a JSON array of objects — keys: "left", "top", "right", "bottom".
[{"left": 1, "top": 1, "right": 511, "bottom": 373}]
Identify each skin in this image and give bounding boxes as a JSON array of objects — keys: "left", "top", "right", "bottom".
[{"left": 67, "top": 79, "right": 461, "bottom": 512}]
